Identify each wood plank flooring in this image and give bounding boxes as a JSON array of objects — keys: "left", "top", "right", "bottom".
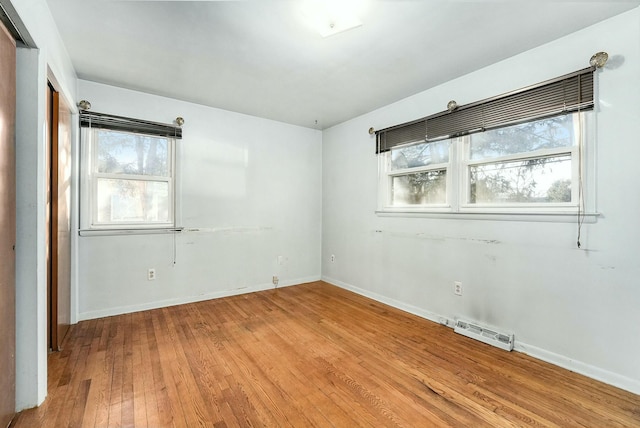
[{"left": 11, "top": 281, "right": 640, "bottom": 427}]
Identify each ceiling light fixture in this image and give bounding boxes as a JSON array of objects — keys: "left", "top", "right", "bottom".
[{"left": 301, "top": 0, "right": 364, "bottom": 38}]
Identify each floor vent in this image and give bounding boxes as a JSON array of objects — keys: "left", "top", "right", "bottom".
[{"left": 454, "top": 319, "right": 514, "bottom": 351}]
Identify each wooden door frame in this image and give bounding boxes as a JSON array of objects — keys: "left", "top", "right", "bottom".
[
  {"left": 47, "top": 84, "right": 61, "bottom": 350},
  {"left": 46, "top": 79, "right": 71, "bottom": 352}
]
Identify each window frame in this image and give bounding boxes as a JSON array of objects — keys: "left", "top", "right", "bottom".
[
  {"left": 379, "top": 140, "right": 453, "bottom": 212},
  {"left": 377, "top": 111, "right": 593, "bottom": 218},
  {"left": 80, "top": 126, "right": 177, "bottom": 231}
]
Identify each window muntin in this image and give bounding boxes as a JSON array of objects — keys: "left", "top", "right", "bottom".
[
  {"left": 379, "top": 113, "right": 583, "bottom": 213},
  {"left": 83, "top": 128, "right": 176, "bottom": 229}
]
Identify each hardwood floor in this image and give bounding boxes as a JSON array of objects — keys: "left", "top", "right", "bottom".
[{"left": 12, "top": 281, "right": 640, "bottom": 427}]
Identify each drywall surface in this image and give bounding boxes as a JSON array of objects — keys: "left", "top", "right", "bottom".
[
  {"left": 76, "top": 80, "right": 322, "bottom": 319},
  {"left": 322, "top": 9, "right": 640, "bottom": 394},
  {"left": 10, "top": 0, "right": 78, "bottom": 410}
]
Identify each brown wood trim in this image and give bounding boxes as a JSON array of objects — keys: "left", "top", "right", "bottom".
[
  {"left": 46, "top": 83, "right": 71, "bottom": 352},
  {"left": 50, "top": 89, "right": 60, "bottom": 351},
  {"left": 55, "top": 93, "right": 71, "bottom": 347},
  {"left": 51, "top": 90, "right": 60, "bottom": 351},
  {"left": 45, "top": 83, "right": 51, "bottom": 351}
]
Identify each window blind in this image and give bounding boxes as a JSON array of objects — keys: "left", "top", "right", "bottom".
[
  {"left": 80, "top": 111, "right": 182, "bottom": 139},
  {"left": 376, "top": 118, "right": 427, "bottom": 154},
  {"left": 376, "top": 67, "right": 594, "bottom": 153}
]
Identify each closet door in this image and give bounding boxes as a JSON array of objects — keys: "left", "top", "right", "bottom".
[{"left": 0, "top": 18, "right": 17, "bottom": 428}]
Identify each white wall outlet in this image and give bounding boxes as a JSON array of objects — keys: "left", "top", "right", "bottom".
[
  {"left": 330, "top": 254, "right": 336, "bottom": 262},
  {"left": 148, "top": 268, "right": 156, "bottom": 281},
  {"left": 454, "top": 281, "right": 462, "bottom": 296},
  {"left": 272, "top": 275, "right": 279, "bottom": 286},
  {"left": 277, "top": 255, "right": 284, "bottom": 265}
]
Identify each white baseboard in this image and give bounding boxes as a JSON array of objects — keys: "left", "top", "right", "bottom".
[
  {"left": 78, "top": 275, "right": 321, "bottom": 321},
  {"left": 514, "top": 342, "right": 640, "bottom": 395},
  {"left": 322, "top": 275, "right": 451, "bottom": 327},
  {"left": 322, "top": 275, "right": 640, "bottom": 396}
]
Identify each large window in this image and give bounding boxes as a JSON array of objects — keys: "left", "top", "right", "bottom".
[
  {"left": 376, "top": 66, "right": 595, "bottom": 216},
  {"left": 379, "top": 114, "right": 582, "bottom": 213},
  {"left": 80, "top": 112, "right": 180, "bottom": 230}
]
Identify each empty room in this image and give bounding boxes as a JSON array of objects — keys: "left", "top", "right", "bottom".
[{"left": 1, "top": 0, "right": 639, "bottom": 426}]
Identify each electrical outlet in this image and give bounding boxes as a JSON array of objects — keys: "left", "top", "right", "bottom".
[
  {"left": 272, "top": 275, "right": 279, "bottom": 286},
  {"left": 148, "top": 268, "right": 156, "bottom": 281},
  {"left": 454, "top": 281, "right": 462, "bottom": 296},
  {"left": 330, "top": 254, "right": 336, "bottom": 262}
]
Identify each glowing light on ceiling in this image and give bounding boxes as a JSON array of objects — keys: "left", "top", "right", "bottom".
[{"left": 300, "top": 0, "right": 365, "bottom": 38}]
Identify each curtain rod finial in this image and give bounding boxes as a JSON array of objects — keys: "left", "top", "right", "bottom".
[
  {"left": 589, "top": 51, "right": 608, "bottom": 69},
  {"left": 175, "top": 117, "right": 185, "bottom": 127},
  {"left": 368, "top": 127, "right": 375, "bottom": 135},
  {"left": 77, "top": 100, "right": 91, "bottom": 110}
]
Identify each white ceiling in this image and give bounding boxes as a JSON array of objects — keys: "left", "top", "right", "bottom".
[{"left": 46, "top": 0, "right": 638, "bottom": 129}]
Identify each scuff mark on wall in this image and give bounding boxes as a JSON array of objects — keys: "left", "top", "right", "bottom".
[
  {"left": 183, "top": 226, "right": 274, "bottom": 235},
  {"left": 377, "top": 230, "right": 502, "bottom": 245},
  {"left": 484, "top": 254, "right": 497, "bottom": 264}
]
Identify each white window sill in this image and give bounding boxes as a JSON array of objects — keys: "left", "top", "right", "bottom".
[
  {"left": 375, "top": 210, "right": 600, "bottom": 223},
  {"left": 78, "top": 227, "right": 184, "bottom": 237}
]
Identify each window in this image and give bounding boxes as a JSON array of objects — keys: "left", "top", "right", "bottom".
[
  {"left": 376, "top": 66, "right": 595, "bottom": 217},
  {"left": 80, "top": 112, "right": 181, "bottom": 230},
  {"left": 379, "top": 114, "right": 583, "bottom": 213},
  {"left": 465, "top": 115, "right": 577, "bottom": 206},
  {"left": 384, "top": 139, "right": 450, "bottom": 207}
]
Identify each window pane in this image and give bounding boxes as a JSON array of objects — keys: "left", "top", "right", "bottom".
[
  {"left": 96, "top": 178, "right": 170, "bottom": 223},
  {"left": 469, "top": 115, "right": 575, "bottom": 161},
  {"left": 97, "top": 130, "right": 169, "bottom": 176},
  {"left": 391, "top": 140, "right": 449, "bottom": 170},
  {"left": 469, "top": 154, "right": 572, "bottom": 204},
  {"left": 391, "top": 170, "right": 446, "bottom": 205}
]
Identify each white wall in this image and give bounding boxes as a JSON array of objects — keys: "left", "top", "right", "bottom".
[
  {"left": 9, "top": 0, "right": 78, "bottom": 410},
  {"left": 9, "top": 0, "right": 638, "bottom": 412},
  {"left": 322, "top": 9, "right": 640, "bottom": 394},
  {"left": 76, "top": 81, "right": 322, "bottom": 319}
]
